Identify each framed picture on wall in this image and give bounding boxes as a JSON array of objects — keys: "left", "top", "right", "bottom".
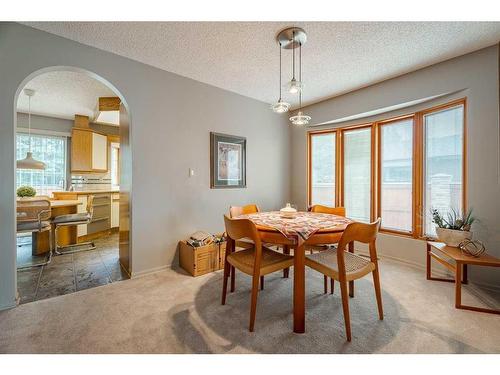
[{"left": 210, "top": 132, "right": 246, "bottom": 189}]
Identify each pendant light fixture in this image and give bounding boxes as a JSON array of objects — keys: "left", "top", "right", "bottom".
[
  {"left": 16, "top": 89, "right": 46, "bottom": 170},
  {"left": 289, "top": 41, "right": 311, "bottom": 126},
  {"left": 271, "top": 41, "right": 290, "bottom": 113},
  {"left": 286, "top": 30, "right": 304, "bottom": 94},
  {"left": 272, "top": 27, "right": 312, "bottom": 126}
]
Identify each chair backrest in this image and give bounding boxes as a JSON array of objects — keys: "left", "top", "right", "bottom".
[
  {"left": 337, "top": 219, "right": 381, "bottom": 250},
  {"left": 336, "top": 218, "right": 381, "bottom": 278},
  {"left": 86, "top": 195, "right": 95, "bottom": 219},
  {"left": 309, "top": 205, "right": 346, "bottom": 217},
  {"left": 16, "top": 198, "right": 52, "bottom": 223},
  {"left": 229, "top": 204, "right": 260, "bottom": 218}
]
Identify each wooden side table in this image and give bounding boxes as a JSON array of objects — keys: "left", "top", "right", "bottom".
[{"left": 426, "top": 241, "right": 500, "bottom": 315}]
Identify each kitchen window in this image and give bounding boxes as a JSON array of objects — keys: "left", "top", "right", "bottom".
[
  {"left": 307, "top": 98, "right": 466, "bottom": 238},
  {"left": 16, "top": 132, "right": 67, "bottom": 196}
]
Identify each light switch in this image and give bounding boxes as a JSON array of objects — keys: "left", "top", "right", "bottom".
[{"left": 189, "top": 168, "right": 195, "bottom": 177}]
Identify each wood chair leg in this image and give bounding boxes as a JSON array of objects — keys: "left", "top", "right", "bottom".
[
  {"left": 340, "top": 280, "right": 352, "bottom": 341},
  {"left": 260, "top": 275, "right": 264, "bottom": 290},
  {"left": 221, "top": 259, "right": 230, "bottom": 305},
  {"left": 330, "top": 278, "right": 334, "bottom": 294},
  {"left": 324, "top": 275, "right": 328, "bottom": 294},
  {"left": 372, "top": 267, "right": 384, "bottom": 320},
  {"left": 283, "top": 245, "right": 290, "bottom": 278},
  {"left": 249, "top": 275, "right": 260, "bottom": 332},
  {"left": 230, "top": 266, "right": 235, "bottom": 292},
  {"left": 348, "top": 241, "right": 354, "bottom": 298}
]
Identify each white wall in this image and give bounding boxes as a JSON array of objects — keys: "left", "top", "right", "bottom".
[
  {"left": 0, "top": 23, "right": 291, "bottom": 310},
  {"left": 291, "top": 45, "right": 500, "bottom": 287}
]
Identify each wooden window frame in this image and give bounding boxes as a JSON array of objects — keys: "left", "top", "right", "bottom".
[
  {"left": 307, "top": 97, "right": 467, "bottom": 240},
  {"left": 376, "top": 114, "right": 416, "bottom": 236},
  {"left": 340, "top": 123, "right": 375, "bottom": 222},
  {"left": 307, "top": 129, "right": 340, "bottom": 208},
  {"left": 419, "top": 98, "right": 467, "bottom": 240}
]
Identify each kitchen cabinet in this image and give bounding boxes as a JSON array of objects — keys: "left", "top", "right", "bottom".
[
  {"left": 71, "top": 128, "right": 108, "bottom": 173},
  {"left": 111, "top": 193, "right": 120, "bottom": 228}
]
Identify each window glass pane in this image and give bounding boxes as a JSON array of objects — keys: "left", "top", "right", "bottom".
[
  {"left": 424, "top": 105, "right": 464, "bottom": 236},
  {"left": 16, "top": 133, "right": 67, "bottom": 196},
  {"left": 380, "top": 119, "right": 413, "bottom": 232},
  {"left": 344, "top": 128, "right": 371, "bottom": 222},
  {"left": 311, "top": 133, "right": 335, "bottom": 206}
]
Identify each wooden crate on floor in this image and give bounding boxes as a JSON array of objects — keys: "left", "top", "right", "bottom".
[{"left": 179, "top": 240, "right": 226, "bottom": 277}]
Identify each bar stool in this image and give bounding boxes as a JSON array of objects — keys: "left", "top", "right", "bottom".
[
  {"left": 53, "top": 195, "right": 95, "bottom": 255},
  {"left": 16, "top": 198, "right": 53, "bottom": 269}
]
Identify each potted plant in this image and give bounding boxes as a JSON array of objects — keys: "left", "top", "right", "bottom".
[
  {"left": 431, "top": 208, "right": 475, "bottom": 247},
  {"left": 16, "top": 185, "right": 37, "bottom": 199}
]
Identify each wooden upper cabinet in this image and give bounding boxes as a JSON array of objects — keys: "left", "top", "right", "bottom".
[{"left": 71, "top": 128, "right": 108, "bottom": 173}]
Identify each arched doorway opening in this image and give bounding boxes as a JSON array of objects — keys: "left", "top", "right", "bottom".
[{"left": 13, "top": 66, "right": 132, "bottom": 303}]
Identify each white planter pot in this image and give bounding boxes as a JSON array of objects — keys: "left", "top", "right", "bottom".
[{"left": 435, "top": 227, "right": 472, "bottom": 247}]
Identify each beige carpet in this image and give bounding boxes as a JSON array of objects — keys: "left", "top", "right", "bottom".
[{"left": 0, "top": 258, "right": 499, "bottom": 354}]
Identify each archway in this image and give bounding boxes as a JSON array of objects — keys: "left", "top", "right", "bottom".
[{"left": 13, "top": 66, "right": 133, "bottom": 303}]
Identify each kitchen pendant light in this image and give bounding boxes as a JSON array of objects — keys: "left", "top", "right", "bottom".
[
  {"left": 271, "top": 42, "right": 290, "bottom": 113},
  {"left": 289, "top": 42, "right": 311, "bottom": 126},
  {"left": 16, "top": 89, "right": 46, "bottom": 170}
]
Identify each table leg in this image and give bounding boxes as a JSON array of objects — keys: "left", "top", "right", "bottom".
[
  {"left": 293, "top": 242, "right": 305, "bottom": 333},
  {"left": 426, "top": 243, "right": 431, "bottom": 280},
  {"left": 348, "top": 241, "right": 354, "bottom": 298},
  {"left": 283, "top": 245, "right": 290, "bottom": 278},
  {"left": 455, "top": 261, "right": 462, "bottom": 308},
  {"left": 462, "top": 264, "right": 468, "bottom": 284}
]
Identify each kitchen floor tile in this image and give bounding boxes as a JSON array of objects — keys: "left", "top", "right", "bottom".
[{"left": 17, "top": 233, "right": 123, "bottom": 304}]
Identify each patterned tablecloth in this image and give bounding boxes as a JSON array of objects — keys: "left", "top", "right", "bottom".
[{"left": 237, "top": 211, "right": 352, "bottom": 244}]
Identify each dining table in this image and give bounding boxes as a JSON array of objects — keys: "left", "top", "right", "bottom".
[{"left": 233, "top": 210, "right": 352, "bottom": 333}]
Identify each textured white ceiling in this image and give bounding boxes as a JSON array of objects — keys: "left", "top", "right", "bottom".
[
  {"left": 17, "top": 70, "right": 116, "bottom": 120},
  {"left": 23, "top": 22, "right": 500, "bottom": 108}
]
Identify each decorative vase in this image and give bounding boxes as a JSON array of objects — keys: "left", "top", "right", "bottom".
[{"left": 436, "top": 227, "right": 472, "bottom": 247}]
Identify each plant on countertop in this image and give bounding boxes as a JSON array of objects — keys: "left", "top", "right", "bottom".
[
  {"left": 431, "top": 207, "right": 475, "bottom": 231},
  {"left": 16, "top": 185, "right": 36, "bottom": 198}
]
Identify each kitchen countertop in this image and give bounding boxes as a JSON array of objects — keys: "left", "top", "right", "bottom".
[
  {"left": 50, "top": 199, "right": 82, "bottom": 208},
  {"left": 53, "top": 189, "right": 120, "bottom": 195}
]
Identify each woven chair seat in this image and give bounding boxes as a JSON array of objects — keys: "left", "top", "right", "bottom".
[
  {"left": 305, "top": 244, "right": 336, "bottom": 252},
  {"left": 17, "top": 220, "right": 51, "bottom": 232},
  {"left": 306, "top": 249, "right": 375, "bottom": 281},
  {"left": 53, "top": 212, "right": 91, "bottom": 224},
  {"left": 227, "top": 247, "right": 293, "bottom": 276}
]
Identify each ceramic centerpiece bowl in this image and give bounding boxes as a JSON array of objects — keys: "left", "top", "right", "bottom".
[{"left": 280, "top": 203, "right": 297, "bottom": 219}]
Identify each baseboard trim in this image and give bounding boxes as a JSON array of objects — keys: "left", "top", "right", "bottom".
[
  {"left": 0, "top": 301, "right": 17, "bottom": 311},
  {"left": 356, "top": 248, "right": 500, "bottom": 293},
  {"left": 130, "top": 264, "right": 171, "bottom": 278}
]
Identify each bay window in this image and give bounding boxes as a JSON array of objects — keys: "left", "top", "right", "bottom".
[{"left": 308, "top": 98, "right": 466, "bottom": 238}]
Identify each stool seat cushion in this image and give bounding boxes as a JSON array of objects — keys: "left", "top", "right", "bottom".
[
  {"left": 17, "top": 220, "right": 51, "bottom": 232},
  {"left": 53, "top": 213, "right": 90, "bottom": 224}
]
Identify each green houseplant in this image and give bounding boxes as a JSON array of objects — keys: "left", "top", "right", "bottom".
[
  {"left": 16, "top": 186, "right": 37, "bottom": 198},
  {"left": 431, "top": 208, "right": 475, "bottom": 247}
]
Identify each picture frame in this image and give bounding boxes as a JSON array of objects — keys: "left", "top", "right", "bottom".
[{"left": 210, "top": 132, "right": 246, "bottom": 189}]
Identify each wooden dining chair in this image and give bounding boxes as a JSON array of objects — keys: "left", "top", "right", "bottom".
[
  {"left": 222, "top": 215, "right": 294, "bottom": 332},
  {"left": 308, "top": 205, "right": 346, "bottom": 294},
  {"left": 305, "top": 218, "right": 383, "bottom": 341}
]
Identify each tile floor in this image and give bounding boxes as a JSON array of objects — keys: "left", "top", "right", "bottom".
[{"left": 16, "top": 233, "right": 128, "bottom": 304}]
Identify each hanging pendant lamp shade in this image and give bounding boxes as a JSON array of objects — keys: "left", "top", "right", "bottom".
[
  {"left": 271, "top": 41, "right": 290, "bottom": 113},
  {"left": 289, "top": 42, "right": 311, "bottom": 126},
  {"left": 17, "top": 89, "right": 46, "bottom": 170},
  {"left": 17, "top": 151, "right": 46, "bottom": 170}
]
